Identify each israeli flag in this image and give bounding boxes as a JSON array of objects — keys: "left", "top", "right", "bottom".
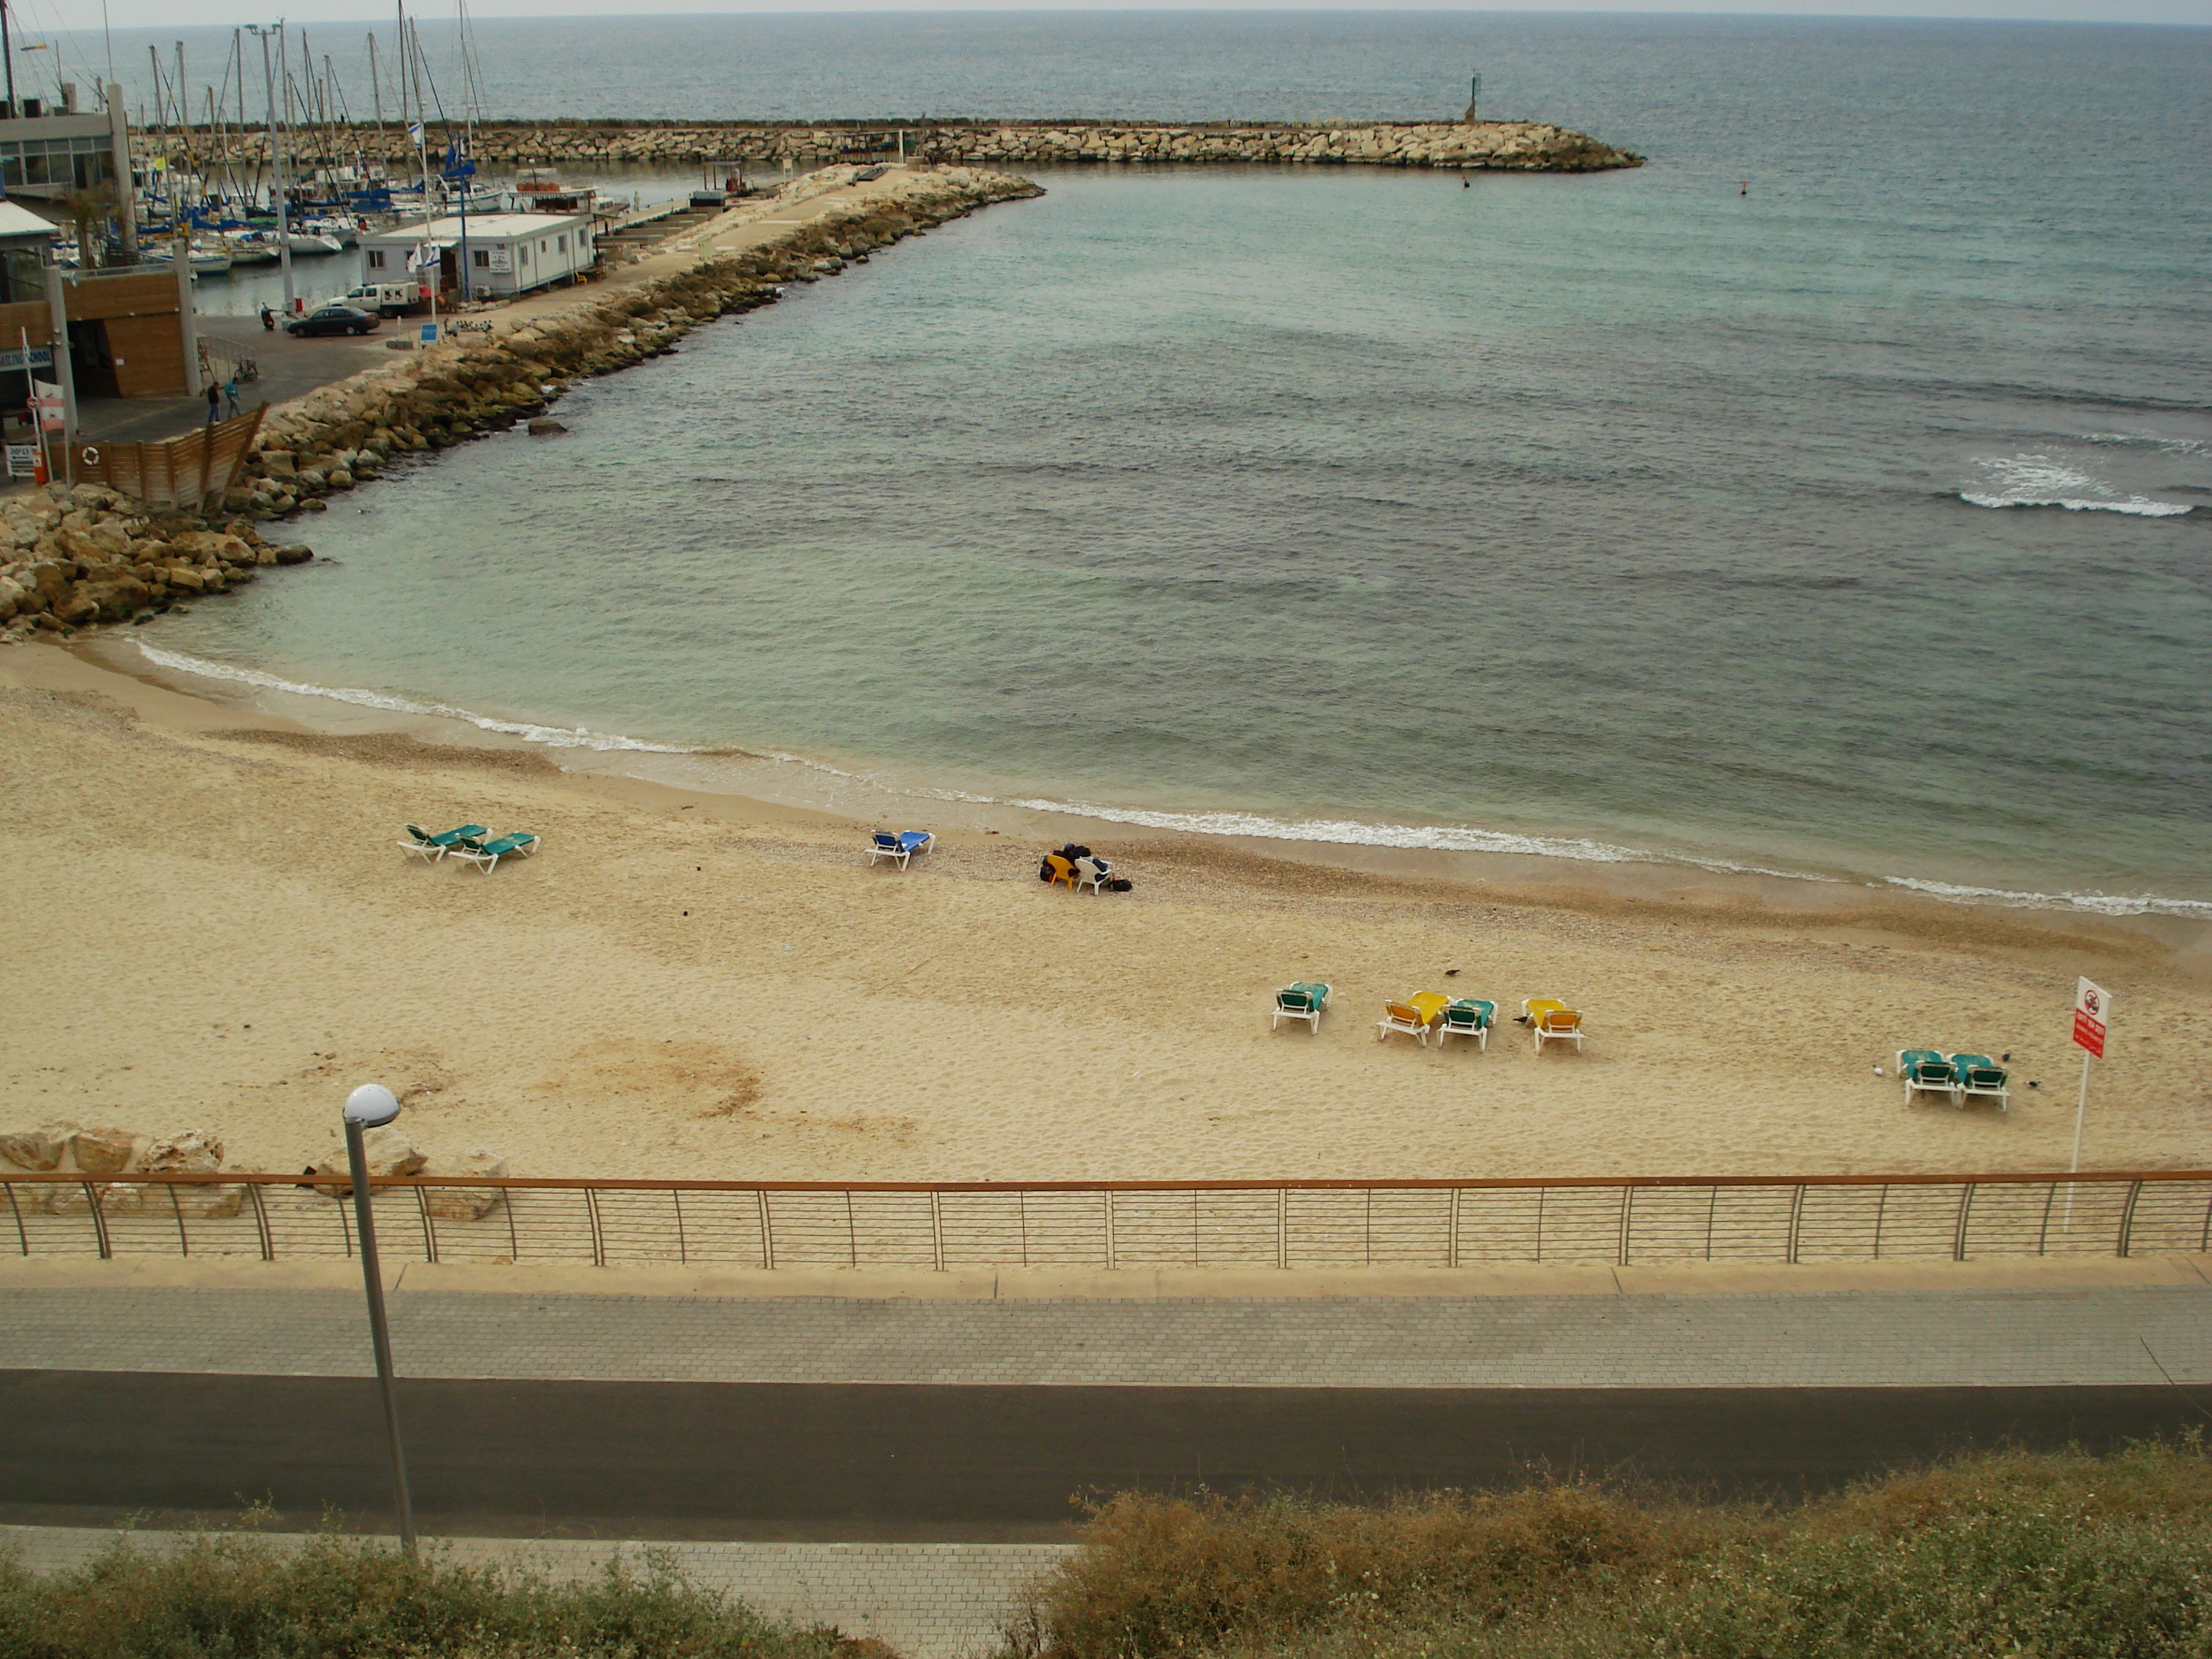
[
  {"left": 410, "top": 242, "right": 437, "bottom": 270},
  {"left": 407, "top": 120, "right": 425, "bottom": 146}
]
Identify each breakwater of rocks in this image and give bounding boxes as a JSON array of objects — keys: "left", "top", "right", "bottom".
[
  {"left": 1, "top": 166, "right": 1040, "bottom": 644},
  {"left": 193, "top": 117, "right": 1642, "bottom": 174}
]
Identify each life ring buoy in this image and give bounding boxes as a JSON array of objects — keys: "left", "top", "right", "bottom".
[{"left": 78, "top": 445, "right": 100, "bottom": 467}]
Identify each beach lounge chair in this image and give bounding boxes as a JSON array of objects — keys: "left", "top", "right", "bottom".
[
  {"left": 398, "top": 822, "right": 486, "bottom": 863},
  {"left": 1042, "top": 853, "right": 1078, "bottom": 891},
  {"left": 1377, "top": 991, "right": 1451, "bottom": 1046},
  {"left": 1895, "top": 1050, "right": 1964, "bottom": 1105},
  {"left": 868, "top": 830, "right": 934, "bottom": 869},
  {"left": 1950, "top": 1053, "right": 2011, "bottom": 1111},
  {"left": 1272, "top": 981, "right": 1331, "bottom": 1033},
  {"left": 1523, "top": 998, "right": 1586, "bottom": 1053},
  {"left": 1074, "top": 855, "right": 1113, "bottom": 894},
  {"left": 1435, "top": 998, "right": 1496, "bottom": 1051},
  {"left": 446, "top": 831, "right": 541, "bottom": 873}
]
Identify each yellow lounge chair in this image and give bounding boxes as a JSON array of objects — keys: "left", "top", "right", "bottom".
[
  {"left": 1523, "top": 997, "right": 1586, "bottom": 1053},
  {"left": 1377, "top": 991, "right": 1451, "bottom": 1046},
  {"left": 1042, "top": 853, "right": 1078, "bottom": 891}
]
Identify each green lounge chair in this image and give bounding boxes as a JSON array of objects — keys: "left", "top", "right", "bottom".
[
  {"left": 399, "top": 822, "right": 487, "bottom": 863},
  {"left": 1950, "top": 1053, "right": 2010, "bottom": 1111},
  {"left": 1272, "top": 981, "right": 1331, "bottom": 1032},
  {"left": 1437, "top": 998, "right": 1496, "bottom": 1051},
  {"left": 1896, "top": 1049, "right": 1963, "bottom": 1105},
  {"left": 447, "top": 831, "right": 541, "bottom": 873}
]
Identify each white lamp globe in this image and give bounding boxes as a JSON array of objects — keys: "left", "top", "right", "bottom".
[{"left": 343, "top": 1084, "right": 403, "bottom": 1128}]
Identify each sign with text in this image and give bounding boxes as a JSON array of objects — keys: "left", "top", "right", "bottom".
[
  {"left": 5, "top": 443, "right": 37, "bottom": 478},
  {"left": 2072, "top": 976, "right": 2110, "bottom": 1058},
  {"left": 0, "top": 345, "right": 54, "bottom": 372}
]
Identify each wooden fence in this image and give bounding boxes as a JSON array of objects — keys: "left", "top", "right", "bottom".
[{"left": 73, "top": 403, "right": 264, "bottom": 512}]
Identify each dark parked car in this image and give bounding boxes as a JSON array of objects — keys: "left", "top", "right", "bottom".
[{"left": 285, "top": 304, "right": 379, "bottom": 338}]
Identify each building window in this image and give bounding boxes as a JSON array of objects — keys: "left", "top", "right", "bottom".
[
  {"left": 518, "top": 244, "right": 529, "bottom": 263},
  {"left": 556, "top": 235, "right": 567, "bottom": 253},
  {"left": 366, "top": 249, "right": 385, "bottom": 269},
  {"left": 472, "top": 248, "right": 490, "bottom": 269}
]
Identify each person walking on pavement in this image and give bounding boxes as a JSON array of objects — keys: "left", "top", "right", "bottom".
[
  {"left": 222, "top": 377, "right": 242, "bottom": 418},
  {"left": 205, "top": 381, "right": 221, "bottom": 426}
]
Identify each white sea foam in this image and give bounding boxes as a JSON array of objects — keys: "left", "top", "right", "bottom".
[
  {"left": 130, "top": 642, "right": 2212, "bottom": 920},
  {"left": 131, "top": 642, "right": 694, "bottom": 754},
  {"left": 1883, "top": 876, "right": 2212, "bottom": 920},
  {"left": 1961, "top": 453, "right": 2193, "bottom": 516}
]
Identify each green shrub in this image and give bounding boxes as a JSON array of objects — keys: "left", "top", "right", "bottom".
[
  {"left": 0, "top": 1527, "right": 837, "bottom": 1659},
  {"left": 1010, "top": 1439, "right": 2212, "bottom": 1659}
]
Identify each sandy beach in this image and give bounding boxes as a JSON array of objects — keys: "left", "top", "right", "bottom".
[{"left": 1, "top": 640, "right": 2205, "bottom": 1184}]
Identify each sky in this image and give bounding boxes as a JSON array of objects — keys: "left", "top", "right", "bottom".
[{"left": 40, "top": 2, "right": 2211, "bottom": 32}]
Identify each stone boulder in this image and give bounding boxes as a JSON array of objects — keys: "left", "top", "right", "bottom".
[
  {"left": 526, "top": 418, "right": 567, "bottom": 436},
  {"left": 309, "top": 1125, "right": 428, "bottom": 1197},
  {"left": 142, "top": 1129, "right": 243, "bottom": 1218},
  {"left": 81, "top": 574, "right": 152, "bottom": 621},
  {"left": 69, "top": 1125, "right": 140, "bottom": 1174},
  {"left": 422, "top": 1150, "right": 510, "bottom": 1220},
  {"left": 0, "top": 1121, "right": 73, "bottom": 1171}
]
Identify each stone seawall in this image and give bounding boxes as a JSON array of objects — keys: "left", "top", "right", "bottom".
[
  {"left": 195, "top": 118, "right": 1641, "bottom": 174},
  {"left": 0, "top": 167, "right": 1041, "bottom": 645}
]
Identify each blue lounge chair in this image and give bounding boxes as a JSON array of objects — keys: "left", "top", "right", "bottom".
[
  {"left": 448, "top": 831, "right": 541, "bottom": 873},
  {"left": 1271, "top": 981, "right": 1331, "bottom": 1032},
  {"left": 1436, "top": 999, "right": 1496, "bottom": 1051},
  {"left": 868, "top": 830, "right": 934, "bottom": 869},
  {"left": 398, "top": 822, "right": 487, "bottom": 863}
]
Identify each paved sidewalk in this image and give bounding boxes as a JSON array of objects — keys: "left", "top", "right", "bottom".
[
  {"left": 8, "top": 1280, "right": 2211, "bottom": 1388},
  {"left": 1, "top": 1527, "right": 1061, "bottom": 1659}
]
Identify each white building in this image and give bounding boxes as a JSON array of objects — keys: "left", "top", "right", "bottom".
[{"left": 358, "top": 210, "right": 594, "bottom": 300}]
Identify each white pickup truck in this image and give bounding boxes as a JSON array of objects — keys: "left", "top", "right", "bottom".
[{"left": 326, "top": 281, "right": 429, "bottom": 318}]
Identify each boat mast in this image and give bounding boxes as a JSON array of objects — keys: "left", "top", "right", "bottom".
[{"left": 246, "top": 22, "right": 292, "bottom": 315}]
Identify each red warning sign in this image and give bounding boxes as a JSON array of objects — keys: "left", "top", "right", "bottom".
[{"left": 2072, "top": 977, "right": 2109, "bottom": 1059}]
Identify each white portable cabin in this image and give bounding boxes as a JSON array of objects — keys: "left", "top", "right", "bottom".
[{"left": 357, "top": 210, "right": 594, "bottom": 299}]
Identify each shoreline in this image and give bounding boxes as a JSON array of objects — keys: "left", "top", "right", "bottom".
[
  {"left": 24, "top": 634, "right": 2209, "bottom": 976},
  {"left": 82, "top": 631, "right": 2212, "bottom": 966}
]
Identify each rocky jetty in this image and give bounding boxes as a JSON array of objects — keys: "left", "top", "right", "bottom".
[
  {"left": 0, "top": 489, "right": 310, "bottom": 643},
  {"left": 192, "top": 117, "right": 1642, "bottom": 175},
  {"left": 1, "top": 166, "right": 1039, "bottom": 645}
]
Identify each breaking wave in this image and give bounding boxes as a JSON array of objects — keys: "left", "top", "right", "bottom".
[
  {"left": 1960, "top": 453, "right": 2194, "bottom": 516},
  {"left": 130, "top": 642, "right": 694, "bottom": 754},
  {"left": 1883, "top": 876, "right": 2212, "bottom": 920}
]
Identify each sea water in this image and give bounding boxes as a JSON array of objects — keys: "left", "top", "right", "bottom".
[{"left": 104, "top": 14, "right": 2211, "bottom": 914}]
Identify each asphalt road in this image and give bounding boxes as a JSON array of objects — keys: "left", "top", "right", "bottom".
[{"left": 4, "top": 1372, "right": 2202, "bottom": 1540}]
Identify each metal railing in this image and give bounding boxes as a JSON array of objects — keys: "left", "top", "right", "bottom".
[{"left": 5, "top": 1172, "right": 2210, "bottom": 1272}]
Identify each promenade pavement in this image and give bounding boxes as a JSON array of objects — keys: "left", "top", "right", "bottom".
[
  {"left": 6, "top": 1256, "right": 2211, "bottom": 1388},
  {"left": 9, "top": 1257, "right": 2211, "bottom": 1656}
]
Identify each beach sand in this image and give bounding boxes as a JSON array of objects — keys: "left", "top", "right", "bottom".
[{"left": 2, "top": 641, "right": 2206, "bottom": 1183}]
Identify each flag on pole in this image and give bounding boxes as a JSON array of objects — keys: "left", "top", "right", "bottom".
[
  {"left": 410, "top": 243, "right": 438, "bottom": 270},
  {"left": 407, "top": 120, "right": 425, "bottom": 147}
]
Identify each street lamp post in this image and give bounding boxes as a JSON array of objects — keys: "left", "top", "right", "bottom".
[{"left": 343, "top": 1082, "right": 417, "bottom": 1557}]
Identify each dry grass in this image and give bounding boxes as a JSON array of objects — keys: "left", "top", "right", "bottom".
[
  {"left": 1007, "top": 1439, "right": 2212, "bottom": 1659},
  {"left": 0, "top": 1524, "right": 835, "bottom": 1659}
]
